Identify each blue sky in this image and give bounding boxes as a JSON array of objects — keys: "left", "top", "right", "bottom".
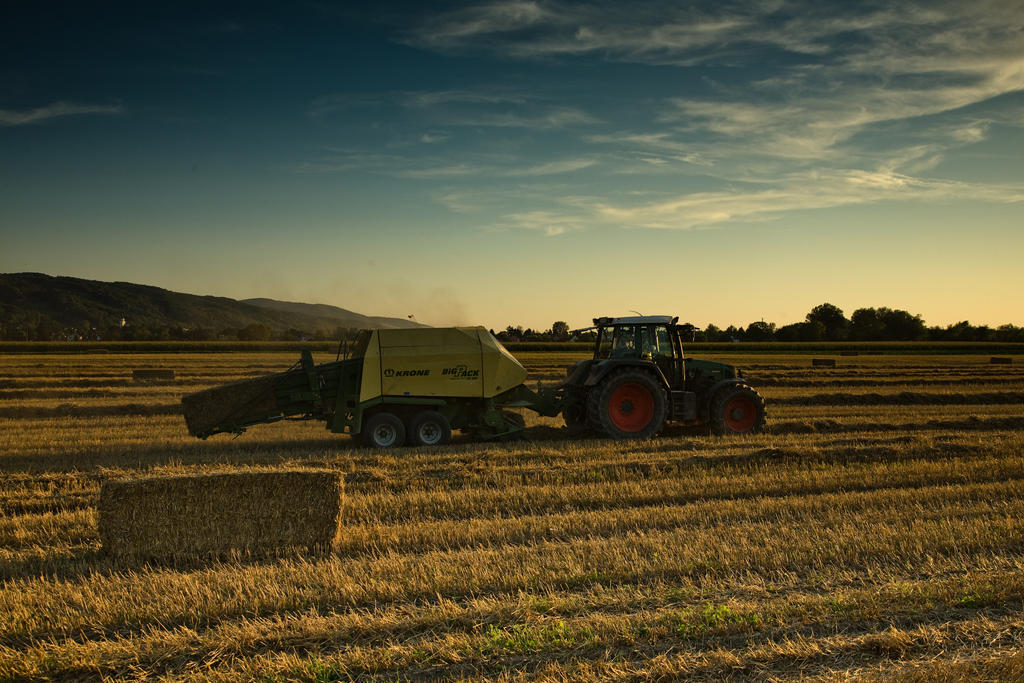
[{"left": 2, "top": 1, "right": 1022, "bottom": 329}]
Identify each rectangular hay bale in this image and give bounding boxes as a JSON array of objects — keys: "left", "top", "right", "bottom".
[
  {"left": 98, "top": 470, "right": 344, "bottom": 560},
  {"left": 133, "top": 368, "right": 176, "bottom": 381},
  {"left": 181, "top": 374, "right": 280, "bottom": 436},
  {"left": 811, "top": 358, "right": 836, "bottom": 367}
]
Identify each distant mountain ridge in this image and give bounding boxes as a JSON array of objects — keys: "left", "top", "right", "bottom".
[
  {"left": 0, "top": 273, "right": 424, "bottom": 340},
  {"left": 241, "top": 298, "right": 423, "bottom": 330}
]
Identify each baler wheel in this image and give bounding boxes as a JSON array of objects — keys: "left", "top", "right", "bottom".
[
  {"left": 409, "top": 410, "right": 452, "bottom": 447},
  {"left": 710, "top": 384, "right": 767, "bottom": 435},
  {"left": 588, "top": 369, "right": 667, "bottom": 439},
  {"left": 361, "top": 412, "right": 406, "bottom": 448}
]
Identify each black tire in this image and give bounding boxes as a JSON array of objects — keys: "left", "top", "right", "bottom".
[
  {"left": 361, "top": 412, "right": 406, "bottom": 448},
  {"left": 710, "top": 383, "right": 767, "bottom": 435},
  {"left": 587, "top": 368, "right": 667, "bottom": 439},
  {"left": 408, "top": 410, "right": 452, "bottom": 447},
  {"left": 562, "top": 399, "right": 589, "bottom": 433}
]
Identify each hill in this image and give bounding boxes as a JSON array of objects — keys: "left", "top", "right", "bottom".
[
  {"left": 241, "top": 298, "right": 423, "bottom": 330},
  {"left": 0, "top": 273, "right": 424, "bottom": 340}
]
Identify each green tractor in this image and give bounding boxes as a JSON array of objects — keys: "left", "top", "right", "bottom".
[{"left": 554, "top": 316, "right": 766, "bottom": 438}]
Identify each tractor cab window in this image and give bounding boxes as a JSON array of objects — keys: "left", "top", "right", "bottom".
[
  {"left": 597, "top": 325, "right": 639, "bottom": 359},
  {"left": 651, "top": 326, "right": 673, "bottom": 358},
  {"left": 597, "top": 324, "right": 674, "bottom": 360}
]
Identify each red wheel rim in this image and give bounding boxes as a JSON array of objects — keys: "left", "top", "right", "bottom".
[
  {"left": 724, "top": 395, "right": 758, "bottom": 433},
  {"left": 608, "top": 383, "right": 655, "bottom": 432}
]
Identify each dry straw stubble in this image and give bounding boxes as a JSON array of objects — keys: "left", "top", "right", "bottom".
[{"left": 98, "top": 470, "right": 344, "bottom": 560}]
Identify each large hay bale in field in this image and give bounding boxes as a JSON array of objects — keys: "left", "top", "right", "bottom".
[
  {"left": 98, "top": 470, "right": 344, "bottom": 560},
  {"left": 181, "top": 374, "right": 280, "bottom": 436},
  {"left": 811, "top": 358, "right": 836, "bottom": 367}
]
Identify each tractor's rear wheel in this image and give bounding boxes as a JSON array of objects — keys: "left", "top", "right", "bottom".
[
  {"left": 361, "top": 412, "right": 406, "bottom": 448},
  {"left": 588, "top": 369, "right": 667, "bottom": 439},
  {"left": 710, "top": 384, "right": 767, "bottom": 435},
  {"left": 409, "top": 410, "right": 451, "bottom": 447}
]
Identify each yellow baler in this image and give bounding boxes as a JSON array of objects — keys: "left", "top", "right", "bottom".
[{"left": 182, "top": 326, "right": 555, "bottom": 447}]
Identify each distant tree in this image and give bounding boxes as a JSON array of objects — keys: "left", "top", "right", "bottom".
[
  {"left": 996, "top": 324, "right": 1024, "bottom": 342},
  {"left": 806, "top": 303, "right": 848, "bottom": 340},
  {"left": 723, "top": 325, "right": 745, "bottom": 341},
  {"left": 745, "top": 320, "right": 776, "bottom": 341},
  {"left": 237, "top": 323, "right": 272, "bottom": 341},
  {"left": 36, "top": 318, "right": 62, "bottom": 341},
  {"left": 929, "top": 321, "right": 993, "bottom": 342},
  {"left": 499, "top": 325, "right": 524, "bottom": 342},
  {"left": 703, "top": 324, "right": 723, "bottom": 342},
  {"left": 849, "top": 308, "right": 885, "bottom": 341},
  {"left": 879, "top": 308, "right": 926, "bottom": 341},
  {"left": 550, "top": 321, "right": 570, "bottom": 341}
]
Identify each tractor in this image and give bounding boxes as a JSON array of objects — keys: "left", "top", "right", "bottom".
[{"left": 553, "top": 315, "right": 766, "bottom": 438}]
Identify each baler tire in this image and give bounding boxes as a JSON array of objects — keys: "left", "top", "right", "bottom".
[
  {"left": 361, "top": 412, "right": 406, "bottom": 448},
  {"left": 588, "top": 369, "right": 667, "bottom": 439},
  {"left": 409, "top": 410, "right": 452, "bottom": 447},
  {"left": 709, "top": 383, "right": 767, "bottom": 435}
]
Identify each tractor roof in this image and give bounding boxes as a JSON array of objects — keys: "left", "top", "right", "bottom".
[{"left": 592, "top": 315, "right": 679, "bottom": 326}]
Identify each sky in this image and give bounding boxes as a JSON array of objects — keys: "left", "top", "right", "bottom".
[{"left": 1, "top": 0, "right": 1022, "bottom": 331}]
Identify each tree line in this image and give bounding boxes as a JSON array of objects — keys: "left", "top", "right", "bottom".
[
  {"left": 3, "top": 303, "right": 1023, "bottom": 343},
  {"left": 0, "top": 313, "right": 366, "bottom": 343},
  {"left": 494, "top": 304, "right": 1024, "bottom": 343}
]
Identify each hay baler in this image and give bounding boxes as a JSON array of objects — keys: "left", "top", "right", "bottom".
[{"left": 182, "top": 327, "right": 555, "bottom": 447}]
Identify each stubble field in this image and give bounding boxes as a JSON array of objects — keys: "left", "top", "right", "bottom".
[{"left": 1, "top": 348, "right": 1023, "bottom": 681}]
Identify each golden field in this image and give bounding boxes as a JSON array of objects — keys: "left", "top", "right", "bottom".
[{"left": 1, "top": 348, "right": 1023, "bottom": 681}]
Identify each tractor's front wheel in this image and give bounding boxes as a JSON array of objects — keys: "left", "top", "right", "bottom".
[
  {"left": 710, "top": 384, "right": 767, "bottom": 435},
  {"left": 588, "top": 369, "right": 667, "bottom": 439},
  {"left": 361, "top": 412, "right": 406, "bottom": 448}
]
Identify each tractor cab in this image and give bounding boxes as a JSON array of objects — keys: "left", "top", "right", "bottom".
[{"left": 592, "top": 316, "right": 684, "bottom": 388}]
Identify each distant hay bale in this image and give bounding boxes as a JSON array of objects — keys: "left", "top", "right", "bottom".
[
  {"left": 133, "top": 369, "right": 175, "bottom": 381},
  {"left": 181, "top": 374, "right": 279, "bottom": 437},
  {"left": 991, "top": 357, "right": 1013, "bottom": 365},
  {"left": 98, "top": 470, "right": 344, "bottom": 561},
  {"left": 811, "top": 358, "right": 836, "bottom": 367}
]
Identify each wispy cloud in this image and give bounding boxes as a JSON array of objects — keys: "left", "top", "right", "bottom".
[
  {"left": 596, "top": 169, "right": 1024, "bottom": 230},
  {"left": 0, "top": 101, "right": 122, "bottom": 126},
  {"left": 308, "top": 88, "right": 599, "bottom": 129},
  {"left": 440, "top": 163, "right": 1024, "bottom": 235},
  {"left": 292, "top": 150, "right": 596, "bottom": 179},
  {"left": 408, "top": 1, "right": 1024, "bottom": 164},
  {"left": 501, "top": 209, "right": 588, "bottom": 236}
]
